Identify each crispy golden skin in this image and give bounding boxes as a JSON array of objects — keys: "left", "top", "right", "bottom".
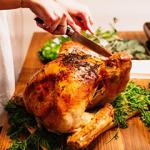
[{"left": 23, "top": 41, "right": 131, "bottom": 133}]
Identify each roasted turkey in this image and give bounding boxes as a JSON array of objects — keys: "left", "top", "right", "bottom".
[{"left": 23, "top": 41, "right": 131, "bottom": 144}]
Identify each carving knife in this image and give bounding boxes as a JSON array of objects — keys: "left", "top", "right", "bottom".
[
  {"left": 66, "top": 26, "right": 112, "bottom": 57},
  {"left": 35, "top": 17, "right": 112, "bottom": 57}
]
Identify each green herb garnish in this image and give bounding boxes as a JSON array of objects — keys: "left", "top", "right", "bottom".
[
  {"left": 39, "top": 35, "right": 70, "bottom": 63},
  {"left": 5, "top": 100, "right": 69, "bottom": 150},
  {"left": 82, "top": 19, "right": 150, "bottom": 60},
  {"left": 112, "top": 81, "right": 150, "bottom": 128},
  {"left": 9, "top": 128, "right": 68, "bottom": 150},
  {"left": 5, "top": 100, "right": 36, "bottom": 139}
]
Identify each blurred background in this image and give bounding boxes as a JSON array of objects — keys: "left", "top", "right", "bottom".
[{"left": 6, "top": 0, "right": 150, "bottom": 79}]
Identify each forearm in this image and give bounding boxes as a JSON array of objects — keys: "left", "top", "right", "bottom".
[
  {"left": 0, "top": 0, "right": 32, "bottom": 10},
  {"left": 0, "top": 0, "right": 22, "bottom": 10}
]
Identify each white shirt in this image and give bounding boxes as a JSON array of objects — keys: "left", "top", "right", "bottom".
[{"left": 0, "top": 11, "right": 15, "bottom": 126}]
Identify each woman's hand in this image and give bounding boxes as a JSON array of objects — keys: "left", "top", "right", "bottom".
[
  {"left": 56, "top": 0, "right": 94, "bottom": 33},
  {"left": 22, "top": 0, "right": 81, "bottom": 34},
  {"left": 23, "top": 0, "right": 93, "bottom": 35}
]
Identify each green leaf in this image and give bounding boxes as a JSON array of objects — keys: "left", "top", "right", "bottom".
[
  {"left": 39, "top": 36, "right": 70, "bottom": 63},
  {"left": 8, "top": 140, "right": 28, "bottom": 150},
  {"left": 5, "top": 100, "right": 36, "bottom": 139}
]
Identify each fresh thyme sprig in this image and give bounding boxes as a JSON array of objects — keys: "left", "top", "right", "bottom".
[{"left": 105, "top": 127, "right": 119, "bottom": 144}]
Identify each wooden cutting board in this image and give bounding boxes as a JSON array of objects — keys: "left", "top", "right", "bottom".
[{"left": 0, "top": 32, "right": 150, "bottom": 150}]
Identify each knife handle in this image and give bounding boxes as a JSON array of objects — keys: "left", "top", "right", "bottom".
[
  {"left": 34, "top": 17, "right": 44, "bottom": 24},
  {"left": 35, "top": 17, "right": 74, "bottom": 36},
  {"left": 66, "top": 26, "right": 74, "bottom": 37},
  {"left": 143, "top": 22, "right": 150, "bottom": 40}
]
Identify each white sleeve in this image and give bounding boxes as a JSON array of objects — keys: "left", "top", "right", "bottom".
[{"left": 0, "top": 11, "right": 15, "bottom": 126}]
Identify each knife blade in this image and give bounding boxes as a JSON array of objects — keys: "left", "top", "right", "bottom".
[
  {"left": 66, "top": 26, "right": 112, "bottom": 57},
  {"left": 34, "top": 17, "right": 112, "bottom": 57}
]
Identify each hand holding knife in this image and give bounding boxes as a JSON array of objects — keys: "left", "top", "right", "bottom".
[{"left": 35, "top": 17, "right": 112, "bottom": 57}]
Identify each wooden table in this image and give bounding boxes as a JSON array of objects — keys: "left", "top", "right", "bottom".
[{"left": 0, "top": 32, "right": 150, "bottom": 150}]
